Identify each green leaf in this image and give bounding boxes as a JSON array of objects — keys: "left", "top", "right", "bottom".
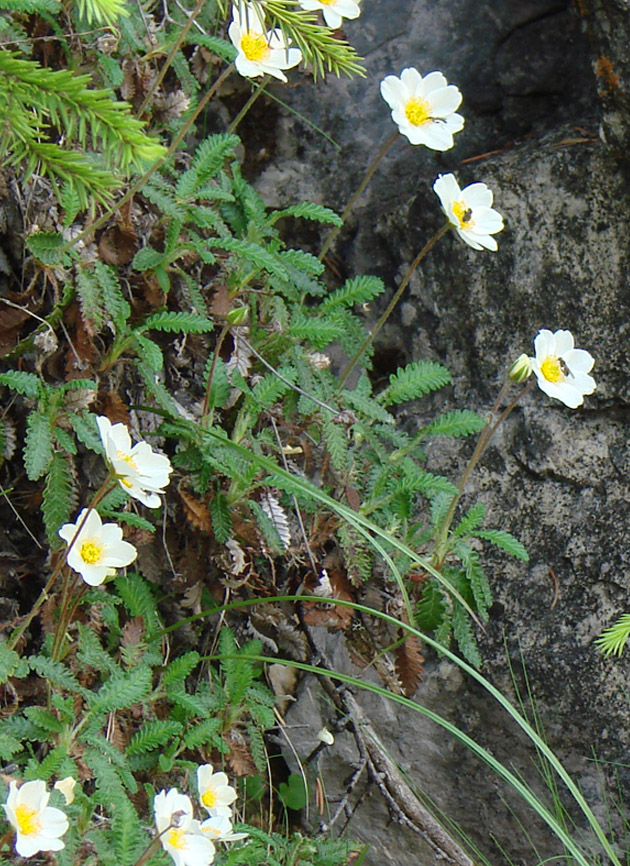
[
  {"left": 452, "top": 603, "right": 482, "bottom": 668},
  {"left": 209, "top": 490, "right": 233, "bottom": 543},
  {"left": 100, "top": 510, "right": 156, "bottom": 532},
  {"left": 416, "top": 580, "right": 446, "bottom": 631},
  {"left": 596, "top": 614, "right": 630, "bottom": 657},
  {"left": 87, "top": 665, "right": 152, "bottom": 715},
  {"left": 378, "top": 361, "right": 452, "bottom": 406},
  {"left": 162, "top": 651, "right": 201, "bottom": 689},
  {"left": 455, "top": 543, "right": 492, "bottom": 616},
  {"left": 132, "top": 247, "right": 166, "bottom": 271},
  {"left": 29, "top": 656, "right": 88, "bottom": 697},
  {"left": 323, "top": 418, "right": 349, "bottom": 472},
  {"left": 42, "top": 452, "right": 74, "bottom": 547},
  {"left": 209, "top": 237, "right": 289, "bottom": 281},
  {"left": 67, "top": 410, "right": 104, "bottom": 454},
  {"left": 0, "top": 641, "right": 28, "bottom": 684},
  {"left": 185, "top": 33, "right": 237, "bottom": 64},
  {"left": 453, "top": 502, "right": 486, "bottom": 538},
  {"left": 76, "top": 267, "right": 106, "bottom": 332},
  {"left": 0, "top": 370, "right": 42, "bottom": 397},
  {"left": 138, "top": 311, "right": 214, "bottom": 334},
  {"left": 127, "top": 720, "right": 183, "bottom": 756},
  {"left": 320, "top": 274, "right": 385, "bottom": 313},
  {"left": 474, "top": 529, "right": 529, "bottom": 561},
  {"left": 423, "top": 409, "right": 486, "bottom": 439},
  {"left": 26, "top": 231, "right": 73, "bottom": 266},
  {"left": 59, "top": 181, "right": 82, "bottom": 225},
  {"left": 133, "top": 333, "right": 163, "bottom": 372},
  {"left": 114, "top": 572, "right": 159, "bottom": 624},
  {"left": 182, "top": 716, "right": 225, "bottom": 750},
  {"left": 269, "top": 201, "right": 342, "bottom": 226},
  {"left": 111, "top": 794, "right": 145, "bottom": 866},
  {"left": 24, "top": 706, "right": 65, "bottom": 733},
  {"left": 24, "top": 410, "right": 53, "bottom": 480},
  {"left": 96, "top": 261, "right": 131, "bottom": 330}
]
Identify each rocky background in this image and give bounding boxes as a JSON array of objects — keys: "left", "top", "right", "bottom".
[{"left": 248, "top": 1, "right": 630, "bottom": 863}]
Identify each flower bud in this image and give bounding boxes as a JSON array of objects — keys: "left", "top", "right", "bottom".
[
  {"left": 508, "top": 353, "right": 533, "bottom": 383},
  {"left": 226, "top": 306, "right": 249, "bottom": 326}
]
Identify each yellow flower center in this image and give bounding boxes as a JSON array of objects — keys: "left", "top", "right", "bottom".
[
  {"left": 451, "top": 200, "right": 474, "bottom": 229},
  {"left": 540, "top": 355, "right": 566, "bottom": 383},
  {"left": 404, "top": 97, "right": 431, "bottom": 126},
  {"left": 241, "top": 31, "right": 270, "bottom": 62},
  {"left": 166, "top": 828, "right": 187, "bottom": 850},
  {"left": 319, "top": 0, "right": 336, "bottom": 4},
  {"left": 116, "top": 450, "right": 138, "bottom": 471},
  {"left": 201, "top": 789, "right": 218, "bottom": 809},
  {"left": 15, "top": 804, "right": 42, "bottom": 837},
  {"left": 80, "top": 539, "right": 103, "bottom": 565}
]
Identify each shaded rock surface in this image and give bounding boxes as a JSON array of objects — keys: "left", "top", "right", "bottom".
[{"left": 250, "top": 1, "right": 630, "bottom": 863}]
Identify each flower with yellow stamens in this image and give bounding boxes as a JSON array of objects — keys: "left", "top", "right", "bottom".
[
  {"left": 298, "top": 0, "right": 361, "bottom": 30},
  {"left": 380, "top": 69, "right": 464, "bottom": 150},
  {"left": 433, "top": 173, "right": 504, "bottom": 251},
  {"left": 96, "top": 415, "right": 173, "bottom": 508},
  {"left": 197, "top": 765, "right": 237, "bottom": 817},
  {"left": 3, "top": 779, "right": 68, "bottom": 858},
  {"left": 530, "top": 329, "right": 596, "bottom": 408},
  {"left": 228, "top": 3, "right": 302, "bottom": 82},
  {"left": 154, "top": 789, "right": 216, "bottom": 866},
  {"left": 59, "top": 508, "right": 137, "bottom": 587}
]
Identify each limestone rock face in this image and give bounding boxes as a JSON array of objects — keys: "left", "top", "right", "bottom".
[{"left": 252, "top": 1, "right": 630, "bottom": 863}]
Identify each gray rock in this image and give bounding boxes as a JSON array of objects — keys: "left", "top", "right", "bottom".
[{"left": 251, "top": 0, "right": 630, "bottom": 863}]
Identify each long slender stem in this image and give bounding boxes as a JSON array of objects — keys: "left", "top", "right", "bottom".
[
  {"left": 319, "top": 130, "right": 399, "bottom": 262},
  {"left": 136, "top": 0, "right": 206, "bottom": 118},
  {"left": 8, "top": 479, "right": 116, "bottom": 651},
  {"left": 337, "top": 222, "right": 451, "bottom": 391},
  {"left": 433, "top": 379, "right": 535, "bottom": 568},
  {"left": 227, "top": 75, "right": 270, "bottom": 134}
]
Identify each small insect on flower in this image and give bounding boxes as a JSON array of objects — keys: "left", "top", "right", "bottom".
[
  {"left": 228, "top": 3, "right": 302, "bottom": 82},
  {"left": 380, "top": 68, "right": 464, "bottom": 151},
  {"left": 154, "top": 789, "right": 216, "bottom": 866},
  {"left": 530, "top": 329, "right": 596, "bottom": 408},
  {"left": 197, "top": 765, "right": 238, "bottom": 817},
  {"left": 199, "top": 813, "right": 249, "bottom": 843},
  {"left": 433, "top": 173, "right": 504, "bottom": 251},
  {"left": 298, "top": 0, "right": 361, "bottom": 30},
  {"left": 58, "top": 508, "right": 137, "bottom": 587},
  {"left": 96, "top": 415, "right": 173, "bottom": 508},
  {"left": 3, "top": 779, "right": 69, "bottom": 858}
]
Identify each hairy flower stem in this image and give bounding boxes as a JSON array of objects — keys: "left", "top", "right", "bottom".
[
  {"left": 136, "top": 0, "right": 206, "bottom": 118},
  {"left": 228, "top": 75, "right": 270, "bottom": 133},
  {"left": 8, "top": 479, "right": 116, "bottom": 651},
  {"left": 56, "top": 62, "right": 236, "bottom": 259},
  {"left": 319, "top": 130, "right": 399, "bottom": 262},
  {"left": 201, "top": 322, "right": 230, "bottom": 423},
  {"left": 337, "top": 222, "right": 451, "bottom": 391},
  {"left": 433, "top": 379, "right": 535, "bottom": 569},
  {"left": 131, "top": 823, "right": 174, "bottom": 866}
]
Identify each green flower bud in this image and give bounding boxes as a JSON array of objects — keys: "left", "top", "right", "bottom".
[
  {"left": 508, "top": 353, "right": 533, "bottom": 383},
  {"left": 226, "top": 306, "right": 248, "bottom": 326}
]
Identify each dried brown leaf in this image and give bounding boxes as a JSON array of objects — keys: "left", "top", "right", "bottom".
[
  {"left": 120, "top": 616, "right": 145, "bottom": 649},
  {"left": 178, "top": 483, "right": 212, "bottom": 533},
  {"left": 394, "top": 631, "right": 425, "bottom": 697}
]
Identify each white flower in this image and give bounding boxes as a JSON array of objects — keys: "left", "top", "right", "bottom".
[
  {"left": 154, "top": 789, "right": 216, "bottom": 866},
  {"left": 197, "top": 765, "right": 238, "bottom": 816},
  {"left": 58, "top": 508, "right": 137, "bottom": 587},
  {"left": 317, "top": 727, "right": 335, "bottom": 745},
  {"left": 228, "top": 4, "right": 302, "bottom": 82},
  {"left": 96, "top": 415, "right": 173, "bottom": 508},
  {"left": 298, "top": 0, "right": 360, "bottom": 30},
  {"left": 380, "top": 69, "right": 464, "bottom": 150},
  {"left": 530, "top": 329, "right": 596, "bottom": 408},
  {"left": 433, "top": 173, "right": 504, "bottom": 251},
  {"left": 3, "top": 779, "right": 68, "bottom": 858},
  {"left": 199, "top": 813, "right": 249, "bottom": 843}
]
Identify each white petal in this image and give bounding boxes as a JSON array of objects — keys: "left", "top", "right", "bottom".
[
  {"left": 400, "top": 67, "right": 423, "bottom": 96},
  {"left": 427, "top": 85, "right": 462, "bottom": 116},
  {"left": 433, "top": 173, "right": 461, "bottom": 212},
  {"left": 564, "top": 348, "right": 595, "bottom": 374},
  {"left": 380, "top": 75, "right": 407, "bottom": 110},
  {"left": 421, "top": 70, "right": 448, "bottom": 93},
  {"left": 411, "top": 122, "right": 454, "bottom": 151},
  {"left": 553, "top": 329, "right": 575, "bottom": 356},
  {"left": 533, "top": 329, "right": 555, "bottom": 361},
  {"left": 322, "top": 7, "right": 342, "bottom": 27},
  {"left": 461, "top": 182, "right": 493, "bottom": 209}
]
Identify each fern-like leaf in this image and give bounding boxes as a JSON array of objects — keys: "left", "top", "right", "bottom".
[
  {"left": 137, "top": 311, "right": 214, "bottom": 334},
  {"left": 320, "top": 274, "right": 385, "bottom": 313},
  {"left": 377, "top": 361, "right": 452, "bottom": 406},
  {"left": 596, "top": 614, "right": 630, "bottom": 657},
  {"left": 474, "top": 529, "right": 529, "bottom": 561},
  {"left": 209, "top": 490, "right": 233, "bottom": 543},
  {"left": 453, "top": 502, "right": 487, "bottom": 538},
  {"left": 24, "top": 410, "right": 53, "bottom": 480},
  {"left": 42, "top": 452, "right": 74, "bottom": 547},
  {"left": 423, "top": 409, "right": 486, "bottom": 439},
  {"left": 0, "top": 370, "right": 42, "bottom": 398},
  {"left": 269, "top": 202, "right": 342, "bottom": 226}
]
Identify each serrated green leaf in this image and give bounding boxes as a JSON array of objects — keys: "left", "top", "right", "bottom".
[
  {"left": 323, "top": 418, "right": 349, "bottom": 472},
  {"left": 453, "top": 502, "right": 487, "bottom": 538},
  {"left": 0, "top": 370, "right": 42, "bottom": 397},
  {"left": 127, "top": 720, "right": 183, "bottom": 756},
  {"left": 183, "top": 717, "right": 224, "bottom": 750},
  {"left": 0, "top": 641, "right": 27, "bottom": 684},
  {"left": 424, "top": 409, "right": 486, "bottom": 439},
  {"left": 474, "top": 529, "right": 529, "bottom": 561},
  {"left": 320, "top": 274, "right": 385, "bottom": 313},
  {"left": 87, "top": 665, "right": 152, "bottom": 715},
  {"left": 452, "top": 603, "right": 482, "bottom": 668},
  {"left": 42, "top": 452, "right": 74, "bottom": 547},
  {"left": 29, "top": 656, "right": 88, "bottom": 697},
  {"left": 24, "top": 706, "right": 65, "bottom": 733},
  {"left": 133, "top": 333, "right": 163, "bottom": 372},
  {"left": 67, "top": 410, "right": 104, "bottom": 453},
  {"left": 24, "top": 410, "right": 53, "bottom": 480},
  {"left": 100, "top": 510, "right": 156, "bottom": 532},
  {"left": 378, "top": 361, "right": 452, "bottom": 406},
  {"left": 59, "top": 181, "right": 82, "bottom": 226},
  {"left": 209, "top": 490, "right": 233, "bottom": 543},
  {"left": 26, "top": 231, "right": 73, "bottom": 266},
  {"left": 162, "top": 651, "right": 201, "bottom": 688},
  {"left": 132, "top": 247, "right": 166, "bottom": 271},
  {"left": 269, "top": 201, "right": 342, "bottom": 226},
  {"left": 137, "top": 311, "right": 214, "bottom": 334}
]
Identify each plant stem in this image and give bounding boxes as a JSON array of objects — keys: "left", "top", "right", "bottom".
[
  {"left": 8, "top": 479, "right": 116, "bottom": 651},
  {"left": 136, "top": 0, "right": 206, "bottom": 118},
  {"left": 227, "top": 75, "right": 270, "bottom": 134},
  {"left": 433, "top": 379, "right": 535, "bottom": 569},
  {"left": 201, "top": 322, "right": 230, "bottom": 423},
  {"left": 337, "top": 221, "right": 451, "bottom": 391},
  {"left": 319, "top": 130, "right": 399, "bottom": 262}
]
